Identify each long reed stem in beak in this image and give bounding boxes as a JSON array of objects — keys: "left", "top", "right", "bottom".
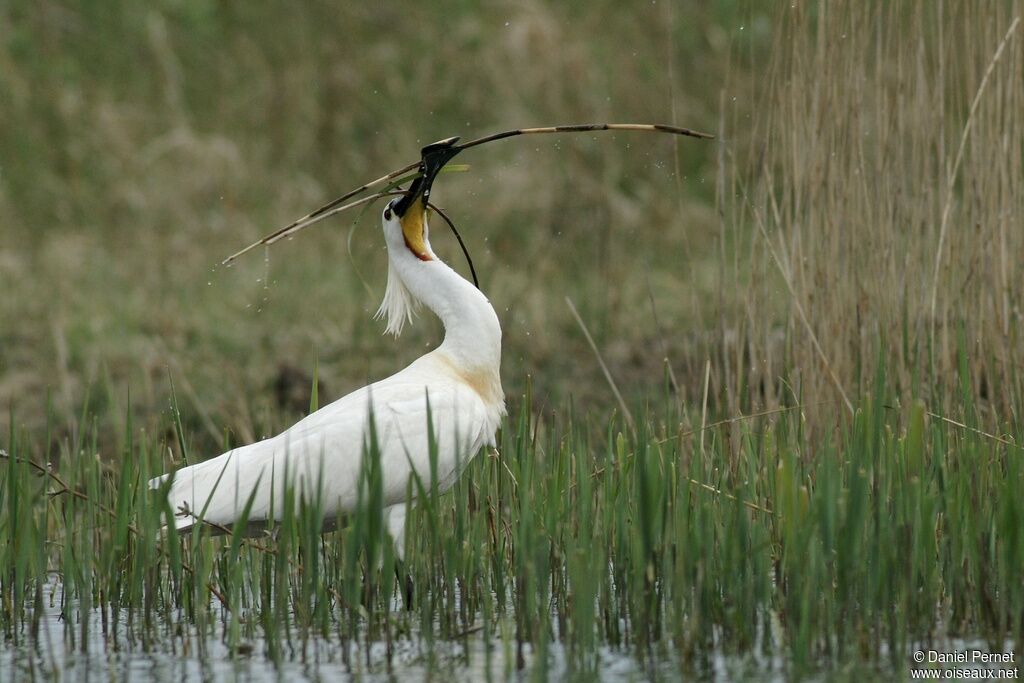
[{"left": 223, "top": 121, "right": 713, "bottom": 265}]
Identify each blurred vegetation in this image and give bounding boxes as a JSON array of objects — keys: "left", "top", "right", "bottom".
[
  {"left": 1, "top": 1, "right": 767, "bottom": 450},
  {"left": 1, "top": 1, "right": 1022, "bottom": 456}
]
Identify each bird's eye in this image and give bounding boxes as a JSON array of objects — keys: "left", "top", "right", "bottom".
[{"left": 384, "top": 207, "right": 393, "bottom": 221}]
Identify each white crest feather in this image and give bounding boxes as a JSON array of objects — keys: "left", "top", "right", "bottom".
[{"left": 375, "top": 259, "right": 421, "bottom": 336}]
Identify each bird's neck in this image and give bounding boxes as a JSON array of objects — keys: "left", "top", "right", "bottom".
[{"left": 393, "top": 252, "right": 503, "bottom": 390}]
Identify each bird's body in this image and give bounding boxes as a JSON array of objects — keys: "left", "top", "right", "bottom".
[
  {"left": 157, "top": 350, "right": 499, "bottom": 532},
  {"left": 152, "top": 139, "right": 503, "bottom": 548}
]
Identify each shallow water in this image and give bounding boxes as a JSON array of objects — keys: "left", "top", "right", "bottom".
[
  {"left": 3, "top": 582, "right": 1017, "bottom": 682},
  {"left": 0, "top": 584, "right": 756, "bottom": 682}
]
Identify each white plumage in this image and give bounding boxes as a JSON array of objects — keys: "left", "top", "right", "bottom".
[{"left": 151, "top": 185, "right": 504, "bottom": 553}]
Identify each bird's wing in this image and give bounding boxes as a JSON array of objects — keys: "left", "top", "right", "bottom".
[{"left": 153, "top": 368, "right": 489, "bottom": 530}]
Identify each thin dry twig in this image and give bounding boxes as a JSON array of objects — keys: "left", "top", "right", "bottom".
[
  {"left": 684, "top": 478, "right": 773, "bottom": 516},
  {"left": 880, "top": 406, "right": 1024, "bottom": 452},
  {"left": 643, "top": 278, "right": 682, "bottom": 400},
  {"left": 227, "top": 189, "right": 479, "bottom": 287},
  {"left": 585, "top": 402, "right": 830, "bottom": 515},
  {"left": 699, "top": 359, "right": 711, "bottom": 453},
  {"left": 0, "top": 451, "right": 231, "bottom": 611},
  {"left": 657, "top": 401, "right": 830, "bottom": 446},
  {"left": 747, "top": 198, "right": 855, "bottom": 415},
  {"left": 928, "top": 17, "right": 1020, "bottom": 345},
  {"left": 225, "top": 192, "right": 390, "bottom": 263},
  {"left": 565, "top": 297, "right": 635, "bottom": 430},
  {"left": 926, "top": 411, "right": 1022, "bottom": 451}
]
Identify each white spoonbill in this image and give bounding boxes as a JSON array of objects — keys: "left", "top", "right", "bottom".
[{"left": 151, "top": 138, "right": 504, "bottom": 554}]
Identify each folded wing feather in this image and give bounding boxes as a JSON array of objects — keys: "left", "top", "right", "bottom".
[{"left": 150, "top": 363, "right": 489, "bottom": 532}]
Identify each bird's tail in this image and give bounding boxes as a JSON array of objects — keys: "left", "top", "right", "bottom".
[{"left": 148, "top": 450, "right": 256, "bottom": 532}]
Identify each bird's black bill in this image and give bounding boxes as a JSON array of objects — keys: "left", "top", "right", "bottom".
[{"left": 393, "top": 137, "right": 462, "bottom": 218}]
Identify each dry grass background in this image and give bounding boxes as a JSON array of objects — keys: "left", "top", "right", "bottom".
[
  {"left": 1, "top": 1, "right": 1021, "bottom": 454},
  {"left": 736, "top": 2, "right": 1024, "bottom": 429}
]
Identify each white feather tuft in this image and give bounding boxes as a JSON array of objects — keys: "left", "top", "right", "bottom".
[{"left": 375, "top": 259, "right": 421, "bottom": 336}]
